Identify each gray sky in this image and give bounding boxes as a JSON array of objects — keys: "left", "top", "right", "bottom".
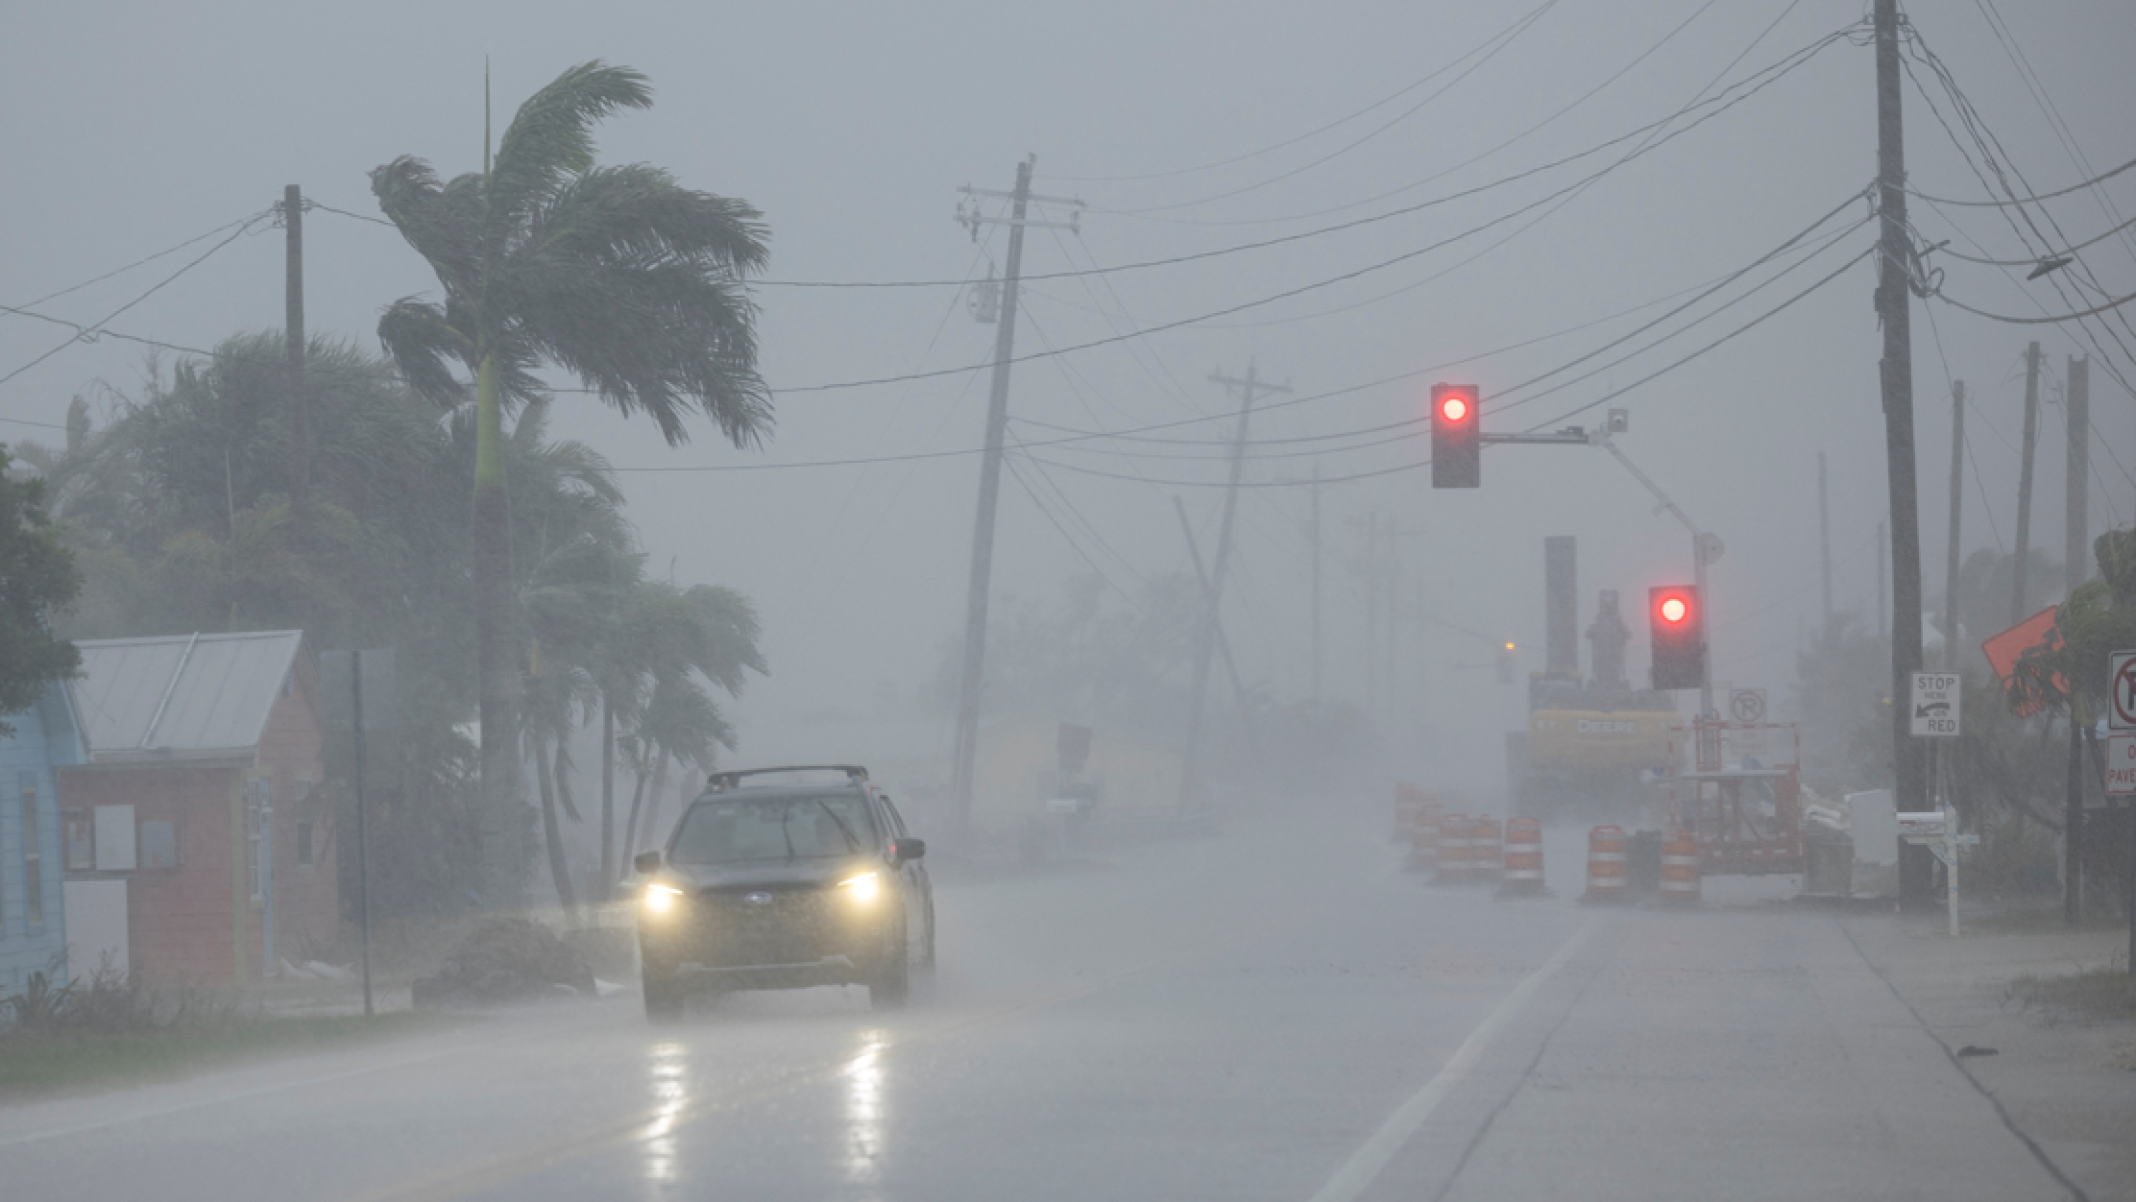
[{"left": 5, "top": 1, "right": 2133, "bottom": 794}]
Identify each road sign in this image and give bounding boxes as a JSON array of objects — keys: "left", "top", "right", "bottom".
[
  {"left": 1728, "top": 688, "right": 1767, "bottom": 724},
  {"left": 1910, "top": 672, "right": 1962, "bottom": 738},
  {"left": 2107, "top": 733, "right": 2136, "bottom": 796},
  {"left": 2110, "top": 650, "right": 2136, "bottom": 731}
]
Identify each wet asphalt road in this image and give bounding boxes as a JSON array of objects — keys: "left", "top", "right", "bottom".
[{"left": 0, "top": 802, "right": 2079, "bottom": 1201}]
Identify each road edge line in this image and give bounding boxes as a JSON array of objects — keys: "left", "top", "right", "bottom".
[{"left": 1307, "top": 916, "right": 1596, "bottom": 1202}]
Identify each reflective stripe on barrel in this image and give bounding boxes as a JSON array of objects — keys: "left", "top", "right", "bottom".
[
  {"left": 1409, "top": 803, "right": 1442, "bottom": 866},
  {"left": 1585, "top": 824, "right": 1628, "bottom": 900},
  {"left": 1659, "top": 829, "right": 1701, "bottom": 904},
  {"left": 1501, "top": 817, "right": 1544, "bottom": 892},
  {"left": 1436, "top": 814, "right": 1472, "bottom": 881},
  {"left": 1469, "top": 818, "right": 1503, "bottom": 880}
]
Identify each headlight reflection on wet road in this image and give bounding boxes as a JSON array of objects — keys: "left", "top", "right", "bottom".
[
  {"left": 641, "top": 1041, "right": 690, "bottom": 1186},
  {"left": 843, "top": 1031, "right": 889, "bottom": 1189}
]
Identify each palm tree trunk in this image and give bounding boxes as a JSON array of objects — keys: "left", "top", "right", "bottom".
[
  {"left": 532, "top": 732, "right": 578, "bottom": 920},
  {"left": 639, "top": 749, "right": 673, "bottom": 853},
  {"left": 600, "top": 699, "right": 616, "bottom": 899},
  {"left": 473, "top": 352, "right": 522, "bottom": 905},
  {"left": 621, "top": 758, "right": 651, "bottom": 865}
]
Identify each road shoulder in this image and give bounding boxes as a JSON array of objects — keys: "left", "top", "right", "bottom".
[{"left": 1842, "top": 913, "right": 2136, "bottom": 1202}]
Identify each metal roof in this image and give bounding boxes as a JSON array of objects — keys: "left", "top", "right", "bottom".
[{"left": 68, "top": 631, "right": 304, "bottom": 762}]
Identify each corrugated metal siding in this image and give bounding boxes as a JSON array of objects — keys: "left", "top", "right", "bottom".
[{"left": 71, "top": 632, "right": 302, "bottom": 758}]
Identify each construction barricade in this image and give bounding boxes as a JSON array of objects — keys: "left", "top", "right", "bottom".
[
  {"left": 1407, "top": 798, "right": 1443, "bottom": 872},
  {"left": 1435, "top": 814, "right": 1472, "bottom": 885},
  {"left": 1583, "top": 825, "right": 1629, "bottom": 903},
  {"left": 1469, "top": 818, "right": 1503, "bottom": 886},
  {"left": 1659, "top": 829, "right": 1702, "bottom": 905},
  {"left": 1499, "top": 817, "right": 1545, "bottom": 895}
]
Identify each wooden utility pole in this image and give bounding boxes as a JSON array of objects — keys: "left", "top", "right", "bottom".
[
  {"left": 1172, "top": 496, "right": 1260, "bottom": 749},
  {"left": 1943, "top": 382, "right": 1966, "bottom": 670},
  {"left": 1872, "top": 0, "right": 1928, "bottom": 843},
  {"left": 2012, "top": 341, "right": 2043, "bottom": 623},
  {"left": 1818, "top": 451, "right": 1834, "bottom": 627},
  {"left": 283, "top": 185, "right": 309, "bottom": 523},
  {"left": 1310, "top": 468, "right": 1322, "bottom": 705},
  {"left": 948, "top": 158, "right": 1080, "bottom": 834},
  {"left": 2065, "top": 355, "right": 2090, "bottom": 594},
  {"left": 1181, "top": 363, "right": 1287, "bottom": 809},
  {"left": 1876, "top": 522, "right": 1887, "bottom": 641}
]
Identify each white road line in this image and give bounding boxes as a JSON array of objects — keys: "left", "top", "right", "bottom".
[{"left": 1307, "top": 917, "right": 1597, "bottom": 1202}]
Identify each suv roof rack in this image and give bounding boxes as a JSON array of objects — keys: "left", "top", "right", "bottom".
[{"left": 706, "top": 764, "right": 869, "bottom": 791}]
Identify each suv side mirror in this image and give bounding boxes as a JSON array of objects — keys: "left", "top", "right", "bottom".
[
  {"left": 633, "top": 850, "right": 662, "bottom": 875},
  {"left": 890, "top": 837, "right": 925, "bottom": 865}
]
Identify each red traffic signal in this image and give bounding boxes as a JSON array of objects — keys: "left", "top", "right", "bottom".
[
  {"left": 1649, "top": 585, "right": 1704, "bottom": 691},
  {"left": 1430, "top": 384, "right": 1480, "bottom": 488}
]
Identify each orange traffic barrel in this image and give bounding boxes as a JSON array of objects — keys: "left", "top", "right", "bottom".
[
  {"left": 1583, "top": 825, "right": 1629, "bottom": 902},
  {"left": 1408, "top": 802, "right": 1442, "bottom": 870},
  {"left": 1659, "top": 829, "right": 1702, "bottom": 905},
  {"left": 1500, "top": 817, "right": 1545, "bottom": 894},
  {"left": 1469, "top": 818, "right": 1503, "bottom": 883},
  {"left": 1435, "top": 814, "right": 1472, "bottom": 884}
]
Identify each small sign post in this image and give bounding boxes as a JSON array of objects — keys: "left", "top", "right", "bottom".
[{"left": 1910, "top": 672, "right": 1962, "bottom": 738}]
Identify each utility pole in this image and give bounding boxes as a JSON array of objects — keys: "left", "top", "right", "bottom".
[
  {"left": 1172, "top": 497, "right": 1261, "bottom": 750},
  {"left": 1943, "top": 382, "right": 1966, "bottom": 670},
  {"left": 1181, "top": 363, "right": 1288, "bottom": 809},
  {"left": 282, "top": 184, "right": 309, "bottom": 525},
  {"left": 1310, "top": 468, "right": 1322, "bottom": 705},
  {"left": 1876, "top": 523, "right": 1887, "bottom": 642},
  {"left": 948, "top": 157, "right": 1081, "bottom": 835},
  {"left": 2012, "top": 341, "right": 2042, "bottom": 623},
  {"left": 1872, "top": 0, "right": 1929, "bottom": 873},
  {"left": 1818, "top": 452, "right": 1834, "bottom": 628},
  {"left": 2065, "top": 355, "right": 2090, "bottom": 594}
]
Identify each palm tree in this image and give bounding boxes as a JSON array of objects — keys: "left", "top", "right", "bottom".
[{"left": 370, "top": 62, "right": 771, "bottom": 901}]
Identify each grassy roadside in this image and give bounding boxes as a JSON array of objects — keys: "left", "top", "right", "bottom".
[
  {"left": 2005, "top": 962, "right": 2136, "bottom": 1024},
  {"left": 0, "top": 1011, "right": 466, "bottom": 1102}
]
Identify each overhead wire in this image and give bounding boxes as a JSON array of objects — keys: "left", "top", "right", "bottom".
[
  {"left": 0, "top": 212, "right": 271, "bottom": 389},
  {"left": 1037, "top": 1, "right": 1560, "bottom": 186},
  {"left": 5, "top": 212, "right": 265, "bottom": 312}
]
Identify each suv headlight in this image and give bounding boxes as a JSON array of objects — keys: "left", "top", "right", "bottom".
[
  {"left": 643, "top": 883, "right": 686, "bottom": 915},
  {"left": 837, "top": 871, "right": 881, "bottom": 904}
]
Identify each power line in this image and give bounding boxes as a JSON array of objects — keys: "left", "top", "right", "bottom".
[
  {"left": 1037, "top": 1, "right": 1559, "bottom": 186},
  {"left": 1934, "top": 285, "right": 2136, "bottom": 325},
  {"left": 5, "top": 212, "right": 264, "bottom": 312},
  {"left": 1095, "top": 2, "right": 1563, "bottom": 215},
  {"left": 1904, "top": 151, "right": 2136, "bottom": 209},
  {"left": 0, "top": 213, "right": 269, "bottom": 389}
]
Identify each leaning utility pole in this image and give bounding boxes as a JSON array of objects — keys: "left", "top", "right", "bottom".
[
  {"left": 1310, "top": 468, "right": 1323, "bottom": 705},
  {"left": 282, "top": 184, "right": 309, "bottom": 523},
  {"left": 1943, "top": 382, "right": 1966, "bottom": 670},
  {"left": 947, "top": 157, "right": 1082, "bottom": 834},
  {"left": 1181, "top": 363, "right": 1288, "bottom": 809},
  {"left": 2065, "top": 355, "right": 2090, "bottom": 594},
  {"left": 1818, "top": 452, "right": 1834, "bottom": 627},
  {"left": 2012, "top": 341, "right": 2042, "bottom": 623},
  {"left": 1872, "top": 0, "right": 1928, "bottom": 834},
  {"left": 1172, "top": 496, "right": 1261, "bottom": 749}
]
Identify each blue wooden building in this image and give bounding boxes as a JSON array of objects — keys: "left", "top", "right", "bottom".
[{"left": 0, "top": 683, "right": 83, "bottom": 995}]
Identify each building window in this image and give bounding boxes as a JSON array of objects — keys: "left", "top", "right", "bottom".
[
  {"left": 64, "top": 809, "right": 94, "bottom": 872},
  {"left": 21, "top": 773, "right": 43, "bottom": 927},
  {"left": 247, "top": 779, "right": 271, "bottom": 903},
  {"left": 140, "top": 820, "right": 178, "bottom": 870}
]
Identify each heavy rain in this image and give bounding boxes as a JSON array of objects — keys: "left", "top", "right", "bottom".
[{"left": 1, "top": 2, "right": 2134, "bottom": 1199}]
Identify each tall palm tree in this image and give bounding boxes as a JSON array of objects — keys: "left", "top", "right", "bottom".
[{"left": 370, "top": 62, "right": 771, "bottom": 901}]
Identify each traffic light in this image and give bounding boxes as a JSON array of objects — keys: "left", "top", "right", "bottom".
[
  {"left": 1496, "top": 641, "right": 1516, "bottom": 684},
  {"left": 1430, "top": 384, "right": 1480, "bottom": 488},
  {"left": 1648, "top": 585, "right": 1705, "bottom": 691}
]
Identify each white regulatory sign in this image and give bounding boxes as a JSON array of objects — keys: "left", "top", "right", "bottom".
[
  {"left": 2107, "top": 733, "right": 2136, "bottom": 796},
  {"left": 2110, "top": 650, "right": 2136, "bottom": 731},
  {"left": 1729, "top": 688, "right": 1767, "bottom": 724},
  {"left": 1910, "top": 672, "right": 1962, "bottom": 738}
]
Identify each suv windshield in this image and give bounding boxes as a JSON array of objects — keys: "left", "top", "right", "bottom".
[{"left": 670, "top": 793, "right": 879, "bottom": 864}]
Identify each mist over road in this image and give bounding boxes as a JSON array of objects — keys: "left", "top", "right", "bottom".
[{"left": 0, "top": 801, "right": 2075, "bottom": 1201}]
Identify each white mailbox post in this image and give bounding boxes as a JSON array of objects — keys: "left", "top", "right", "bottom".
[{"left": 1899, "top": 809, "right": 1979, "bottom": 937}]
